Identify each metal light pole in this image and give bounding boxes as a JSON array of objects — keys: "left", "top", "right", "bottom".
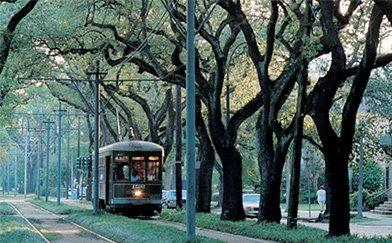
[
  {"left": 24, "top": 120, "right": 30, "bottom": 198},
  {"left": 43, "top": 119, "right": 53, "bottom": 202},
  {"left": 186, "top": 0, "right": 196, "bottom": 240},
  {"left": 55, "top": 102, "right": 66, "bottom": 205}
]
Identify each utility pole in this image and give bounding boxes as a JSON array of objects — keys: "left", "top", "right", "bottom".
[
  {"left": 226, "top": 84, "right": 230, "bottom": 126},
  {"left": 36, "top": 124, "right": 43, "bottom": 199},
  {"left": 175, "top": 85, "right": 183, "bottom": 209},
  {"left": 43, "top": 119, "right": 53, "bottom": 202},
  {"left": 14, "top": 149, "right": 17, "bottom": 197},
  {"left": 186, "top": 0, "right": 196, "bottom": 240},
  {"left": 24, "top": 120, "right": 30, "bottom": 198},
  {"left": 2, "top": 165, "right": 4, "bottom": 196},
  {"left": 55, "top": 102, "right": 66, "bottom": 205},
  {"left": 66, "top": 113, "right": 70, "bottom": 199},
  {"left": 77, "top": 117, "right": 81, "bottom": 199},
  {"left": 86, "top": 60, "right": 107, "bottom": 214},
  {"left": 7, "top": 159, "right": 10, "bottom": 194},
  {"left": 357, "top": 130, "right": 365, "bottom": 217}
]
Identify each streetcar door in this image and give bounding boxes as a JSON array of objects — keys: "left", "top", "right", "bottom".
[{"left": 106, "top": 156, "right": 111, "bottom": 204}]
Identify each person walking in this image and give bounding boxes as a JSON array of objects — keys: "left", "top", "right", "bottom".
[{"left": 316, "top": 186, "right": 326, "bottom": 213}]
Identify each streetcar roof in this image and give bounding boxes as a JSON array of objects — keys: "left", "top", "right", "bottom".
[{"left": 99, "top": 140, "right": 164, "bottom": 154}]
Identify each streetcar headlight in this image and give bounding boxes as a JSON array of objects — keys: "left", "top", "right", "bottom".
[{"left": 134, "top": 190, "right": 142, "bottom": 197}]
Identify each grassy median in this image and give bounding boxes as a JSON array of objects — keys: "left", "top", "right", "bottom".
[
  {"left": 160, "top": 210, "right": 392, "bottom": 243},
  {"left": 30, "top": 198, "right": 220, "bottom": 242},
  {"left": 0, "top": 202, "right": 44, "bottom": 243},
  {"left": 29, "top": 198, "right": 87, "bottom": 214}
]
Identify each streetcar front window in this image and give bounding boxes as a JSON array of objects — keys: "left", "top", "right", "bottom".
[
  {"left": 147, "top": 156, "right": 160, "bottom": 181},
  {"left": 130, "top": 157, "right": 146, "bottom": 182},
  {"left": 114, "top": 155, "right": 130, "bottom": 181}
]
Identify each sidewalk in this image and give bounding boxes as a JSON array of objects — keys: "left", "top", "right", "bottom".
[
  {"left": 292, "top": 211, "right": 392, "bottom": 237},
  {"left": 152, "top": 220, "right": 275, "bottom": 243}
]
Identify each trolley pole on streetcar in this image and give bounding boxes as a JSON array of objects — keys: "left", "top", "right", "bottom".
[
  {"left": 86, "top": 60, "right": 107, "bottom": 215},
  {"left": 54, "top": 102, "right": 67, "bottom": 205},
  {"left": 43, "top": 119, "right": 54, "bottom": 202},
  {"left": 186, "top": 0, "right": 196, "bottom": 241},
  {"left": 24, "top": 120, "right": 30, "bottom": 198}
]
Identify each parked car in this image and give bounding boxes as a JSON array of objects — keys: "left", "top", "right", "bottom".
[
  {"left": 243, "top": 194, "right": 260, "bottom": 217},
  {"left": 162, "top": 190, "right": 186, "bottom": 208}
]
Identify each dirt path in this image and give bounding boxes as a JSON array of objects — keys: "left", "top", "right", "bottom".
[{"left": 11, "top": 201, "right": 109, "bottom": 243}]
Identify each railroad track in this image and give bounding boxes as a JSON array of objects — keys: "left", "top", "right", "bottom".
[
  {"left": 8, "top": 202, "right": 51, "bottom": 243},
  {"left": 9, "top": 202, "right": 116, "bottom": 243}
]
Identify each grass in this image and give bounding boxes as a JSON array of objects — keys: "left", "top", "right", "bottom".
[
  {"left": 280, "top": 203, "right": 321, "bottom": 211},
  {"left": 0, "top": 202, "right": 16, "bottom": 215},
  {"left": 350, "top": 216, "right": 379, "bottom": 223},
  {"left": 68, "top": 212, "right": 221, "bottom": 243},
  {"left": 28, "top": 198, "right": 87, "bottom": 214},
  {"left": 0, "top": 203, "right": 44, "bottom": 243},
  {"left": 0, "top": 193, "right": 35, "bottom": 200},
  {"left": 160, "top": 210, "right": 392, "bottom": 243},
  {"left": 29, "top": 198, "right": 220, "bottom": 242}
]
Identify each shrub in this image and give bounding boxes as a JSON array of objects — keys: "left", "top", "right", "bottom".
[
  {"left": 350, "top": 189, "right": 389, "bottom": 211},
  {"left": 350, "top": 190, "right": 371, "bottom": 211},
  {"left": 366, "top": 191, "right": 388, "bottom": 209},
  {"left": 351, "top": 159, "right": 384, "bottom": 194}
]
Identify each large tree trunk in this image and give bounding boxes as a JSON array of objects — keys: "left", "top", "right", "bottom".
[
  {"left": 257, "top": 111, "right": 290, "bottom": 223},
  {"left": 196, "top": 142, "right": 215, "bottom": 212},
  {"left": 207, "top": 105, "right": 245, "bottom": 220},
  {"left": 196, "top": 101, "right": 215, "bottom": 213},
  {"left": 325, "top": 149, "right": 350, "bottom": 236},
  {"left": 214, "top": 161, "right": 223, "bottom": 208},
  {"left": 220, "top": 148, "right": 245, "bottom": 220},
  {"left": 257, "top": 145, "right": 287, "bottom": 223},
  {"left": 287, "top": 60, "right": 308, "bottom": 228}
]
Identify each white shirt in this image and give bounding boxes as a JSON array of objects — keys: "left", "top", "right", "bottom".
[{"left": 316, "top": 189, "right": 326, "bottom": 202}]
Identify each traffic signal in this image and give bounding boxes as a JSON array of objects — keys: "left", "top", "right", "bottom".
[
  {"left": 76, "top": 157, "right": 81, "bottom": 169},
  {"left": 81, "top": 157, "right": 87, "bottom": 169},
  {"left": 86, "top": 157, "right": 92, "bottom": 168}
]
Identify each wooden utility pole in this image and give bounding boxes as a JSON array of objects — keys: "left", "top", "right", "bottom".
[
  {"left": 175, "top": 85, "right": 183, "bottom": 209},
  {"left": 54, "top": 102, "right": 67, "bottom": 205}
]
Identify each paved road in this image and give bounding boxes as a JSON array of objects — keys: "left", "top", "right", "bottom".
[{"left": 11, "top": 201, "right": 107, "bottom": 243}]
